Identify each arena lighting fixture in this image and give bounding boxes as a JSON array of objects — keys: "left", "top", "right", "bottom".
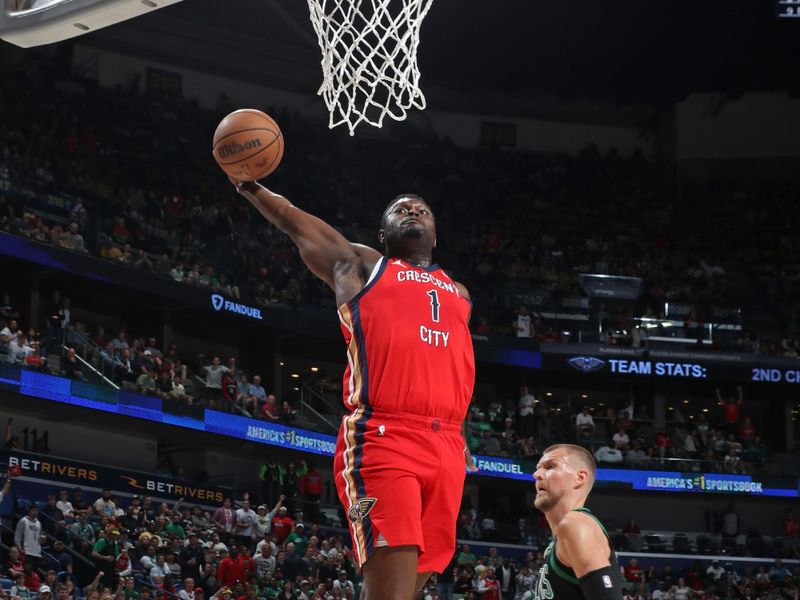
[
  {"left": 545, "top": 392, "right": 553, "bottom": 397},
  {"left": 291, "top": 373, "right": 300, "bottom": 378},
  {"left": 683, "top": 399, "right": 689, "bottom": 404},
  {"left": 580, "top": 393, "right": 587, "bottom": 398},
  {"left": 293, "top": 387, "right": 300, "bottom": 391},
  {"left": 703, "top": 408, "right": 709, "bottom": 412},
  {"left": 668, "top": 407, "right": 674, "bottom": 411},
  {"left": 310, "top": 367, "right": 319, "bottom": 372},
  {"left": 279, "top": 362, "right": 284, "bottom": 366}
]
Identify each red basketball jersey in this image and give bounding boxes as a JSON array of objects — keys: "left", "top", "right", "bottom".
[{"left": 338, "top": 257, "right": 475, "bottom": 421}]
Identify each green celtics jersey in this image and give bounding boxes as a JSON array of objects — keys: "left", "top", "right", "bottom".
[{"left": 533, "top": 508, "right": 621, "bottom": 600}]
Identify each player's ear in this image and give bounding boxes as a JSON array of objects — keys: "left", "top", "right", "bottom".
[
  {"left": 378, "top": 228, "right": 386, "bottom": 245},
  {"left": 575, "top": 468, "right": 589, "bottom": 489}
]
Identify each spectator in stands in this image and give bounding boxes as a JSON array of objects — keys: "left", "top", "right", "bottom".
[
  {"left": 512, "top": 306, "right": 532, "bottom": 338},
  {"left": 68, "top": 511, "right": 94, "bottom": 555},
  {"left": 15, "top": 505, "right": 43, "bottom": 568},
  {"left": 213, "top": 498, "right": 237, "bottom": 546},
  {"left": 166, "top": 512, "right": 186, "bottom": 540},
  {"left": 279, "top": 399, "right": 296, "bottom": 425},
  {"left": 112, "top": 330, "right": 129, "bottom": 353},
  {"left": 7, "top": 332, "right": 34, "bottom": 365},
  {"left": 671, "top": 577, "right": 691, "bottom": 600},
  {"left": 655, "top": 429, "right": 673, "bottom": 463},
  {"left": 259, "top": 395, "right": 280, "bottom": 422},
  {"left": 5, "top": 545, "right": 24, "bottom": 579},
  {"left": 299, "top": 462, "right": 323, "bottom": 524},
  {"left": 93, "top": 489, "right": 116, "bottom": 518},
  {"left": 203, "top": 357, "right": 228, "bottom": 406},
  {"left": 41, "top": 494, "right": 65, "bottom": 537},
  {"left": 612, "top": 426, "right": 630, "bottom": 451},
  {"left": 333, "top": 570, "right": 355, "bottom": 596},
  {"left": 170, "top": 375, "right": 191, "bottom": 403},
  {"left": 10, "top": 572, "right": 31, "bottom": 600},
  {"left": 706, "top": 560, "right": 724, "bottom": 582},
  {"left": 622, "top": 518, "right": 641, "bottom": 535},
  {"left": 221, "top": 368, "right": 239, "bottom": 412},
  {"left": 148, "top": 553, "right": 169, "bottom": 586},
  {"left": 717, "top": 386, "right": 743, "bottom": 436},
  {"left": 216, "top": 547, "right": 246, "bottom": 590},
  {"left": 271, "top": 506, "right": 294, "bottom": 545},
  {"left": 254, "top": 544, "right": 275, "bottom": 580},
  {"left": 626, "top": 443, "right": 649, "bottom": 468},
  {"left": 92, "top": 527, "right": 121, "bottom": 588},
  {"left": 155, "top": 371, "right": 173, "bottom": 400},
  {"left": 594, "top": 439, "right": 623, "bottom": 465},
  {"left": 247, "top": 375, "right": 267, "bottom": 414},
  {"left": 478, "top": 567, "right": 501, "bottom": 600},
  {"left": 61, "top": 344, "right": 85, "bottom": 378},
  {"left": 575, "top": 406, "right": 595, "bottom": 439},
  {"left": 99, "top": 341, "right": 120, "bottom": 371},
  {"left": 624, "top": 558, "right": 644, "bottom": 585},
  {"left": 518, "top": 387, "right": 535, "bottom": 438},
  {"left": 114, "top": 348, "right": 137, "bottom": 386},
  {"left": 723, "top": 446, "right": 743, "bottom": 474},
  {"left": 70, "top": 487, "right": 90, "bottom": 516},
  {"left": 739, "top": 416, "right": 756, "bottom": 443},
  {"left": 234, "top": 498, "right": 258, "bottom": 551},
  {"left": 768, "top": 558, "right": 791, "bottom": 582},
  {"left": 457, "top": 544, "right": 476, "bottom": 565},
  {"left": 0, "top": 318, "right": 20, "bottom": 345},
  {"left": 136, "top": 369, "right": 157, "bottom": 395},
  {"left": 258, "top": 456, "right": 283, "bottom": 506},
  {"left": 60, "top": 222, "right": 87, "bottom": 253}
]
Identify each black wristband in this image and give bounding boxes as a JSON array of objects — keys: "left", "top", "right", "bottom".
[{"left": 579, "top": 565, "right": 623, "bottom": 600}]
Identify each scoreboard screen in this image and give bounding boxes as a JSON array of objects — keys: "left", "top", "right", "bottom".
[{"left": 778, "top": 0, "right": 800, "bottom": 18}]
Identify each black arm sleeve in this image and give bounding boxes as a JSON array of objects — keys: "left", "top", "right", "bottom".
[{"left": 579, "top": 565, "right": 624, "bottom": 600}]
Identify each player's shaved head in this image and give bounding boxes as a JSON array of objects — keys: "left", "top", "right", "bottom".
[
  {"left": 543, "top": 443, "right": 596, "bottom": 486},
  {"left": 380, "top": 193, "right": 430, "bottom": 229}
]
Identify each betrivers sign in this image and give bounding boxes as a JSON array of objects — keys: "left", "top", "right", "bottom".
[{"left": 210, "top": 294, "right": 263, "bottom": 321}]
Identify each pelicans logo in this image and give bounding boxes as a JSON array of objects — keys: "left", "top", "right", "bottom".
[
  {"left": 567, "top": 356, "right": 606, "bottom": 373},
  {"left": 347, "top": 497, "right": 377, "bottom": 523}
]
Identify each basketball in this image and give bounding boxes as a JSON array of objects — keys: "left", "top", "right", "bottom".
[{"left": 212, "top": 109, "right": 284, "bottom": 181}]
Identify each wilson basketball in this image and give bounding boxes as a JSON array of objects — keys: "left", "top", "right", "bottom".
[{"left": 212, "top": 109, "right": 284, "bottom": 181}]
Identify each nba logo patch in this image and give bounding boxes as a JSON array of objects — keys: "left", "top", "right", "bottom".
[{"left": 602, "top": 575, "right": 612, "bottom": 589}]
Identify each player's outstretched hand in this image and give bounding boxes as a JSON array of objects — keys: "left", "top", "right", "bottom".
[
  {"left": 464, "top": 447, "right": 478, "bottom": 472},
  {"left": 228, "top": 175, "right": 244, "bottom": 192}
]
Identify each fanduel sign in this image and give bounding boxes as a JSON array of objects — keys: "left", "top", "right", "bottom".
[{"left": 210, "top": 294, "right": 263, "bottom": 320}]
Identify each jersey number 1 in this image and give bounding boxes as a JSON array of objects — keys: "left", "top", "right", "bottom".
[{"left": 427, "top": 290, "right": 440, "bottom": 323}]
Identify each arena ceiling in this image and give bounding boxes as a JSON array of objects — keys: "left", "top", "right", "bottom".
[{"left": 86, "top": 0, "right": 799, "bottom": 109}]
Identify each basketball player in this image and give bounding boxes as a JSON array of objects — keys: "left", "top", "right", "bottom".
[
  {"left": 532, "top": 444, "right": 623, "bottom": 600},
  {"left": 227, "top": 178, "right": 476, "bottom": 600}
]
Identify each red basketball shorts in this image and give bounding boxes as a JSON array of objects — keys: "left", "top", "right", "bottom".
[{"left": 333, "top": 405, "right": 466, "bottom": 574}]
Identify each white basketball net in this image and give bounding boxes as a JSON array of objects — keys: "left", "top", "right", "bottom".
[{"left": 307, "top": 0, "right": 434, "bottom": 135}]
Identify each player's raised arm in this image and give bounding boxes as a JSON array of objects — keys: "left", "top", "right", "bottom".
[
  {"left": 212, "top": 109, "right": 379, "bottom": 305},
  {"left": 233, "top": 180, "right": 372, "bottom": 305}
]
